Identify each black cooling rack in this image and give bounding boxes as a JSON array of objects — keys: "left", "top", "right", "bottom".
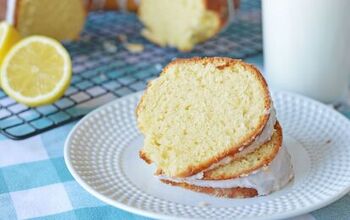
[{"left": 0, "top": 0, "right": 262, "bottom": 139}]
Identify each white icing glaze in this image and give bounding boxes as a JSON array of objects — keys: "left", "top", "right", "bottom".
[
  {"left": 159, "top": 145, "right": 294, "bottom": 196},
  {"left": 6, "top": 0, "right": 16, "bottom": 25}
]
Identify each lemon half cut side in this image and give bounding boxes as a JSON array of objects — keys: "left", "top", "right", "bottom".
[{"left": 0, "top": 36, "right": 72, "bottom": 107}]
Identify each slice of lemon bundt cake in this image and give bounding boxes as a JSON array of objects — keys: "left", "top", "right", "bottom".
[
  {"left": 203, "top": 122, "right": 282, "bottom": 180},
  {"left": 159, "top": 122, "right": 294, "bottom": 198},
  {"left": 137, "top": 57, "right": 273, "bottom": 178},
  {"left": 137, "top": 57, "right": 294, "bottom": 198},
  {"left": 160, "top": 145, "right": 293, "bottom": 198},
  {"left": 138, "top": 0, "right": 231, "bottom": 51}
]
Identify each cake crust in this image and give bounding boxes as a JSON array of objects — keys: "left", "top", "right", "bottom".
[
  {"left": 137, "top": 57, "right": 272, "bottom": 178},
  {"left": 161, "top": 179, "right": 258, "bottom": 198},
  {"left": 203, "top": 0, "right": 230, "bottom": 30}
]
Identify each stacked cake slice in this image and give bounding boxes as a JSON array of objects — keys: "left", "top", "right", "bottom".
[{"left": 137, "top": 57, "right": 294, "bottom": 198}]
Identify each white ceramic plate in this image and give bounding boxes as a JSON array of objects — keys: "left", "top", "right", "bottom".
[{"left": 64, "top": 91, "right": 350, "bottom": 220}]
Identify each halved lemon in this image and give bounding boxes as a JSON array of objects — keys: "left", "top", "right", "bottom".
[
  {"left": 1, "top": 36, "right": 72, "bottom": 107},
  {"left": 0, "top": 22, "right": 21, "bottom": 66}
]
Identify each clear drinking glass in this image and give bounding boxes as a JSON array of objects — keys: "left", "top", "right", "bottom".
[{"left": 263, "top": 0, "right": 350, "bottom": 104}]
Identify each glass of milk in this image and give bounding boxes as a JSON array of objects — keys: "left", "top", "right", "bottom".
[{"left": 263, "top": 0, "right": 350, "bottom": 103}]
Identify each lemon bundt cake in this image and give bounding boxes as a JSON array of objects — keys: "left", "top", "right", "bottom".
[
  {"left": 160, "top": 145, "right": 293, "bottom": 198},
  {"left": 0, "top": 0, "right": 238, "bottom": 50},
  {"left": 1, "top": 0, "right": 86, "bottom": 40},
  {"left": 137, "top": 57, "right": 294, "bottom": 198},
  {"left": 138, "top": 0, "right": 231, "bottom": 51},
  {"left": 160, "top": 122, "right": 294, "bottom": 198},
  {"left": 137, "top": 57, "right": 273, "bottom": 178}
]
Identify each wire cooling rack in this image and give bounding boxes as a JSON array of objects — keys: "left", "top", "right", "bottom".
[{"left": 0, "top": 0, "right": 262, "bottom": 139}]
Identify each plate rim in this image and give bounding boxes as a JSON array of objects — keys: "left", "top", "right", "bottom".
[{"left": 64, "top": 90, "right": 350, "bottom": 220}]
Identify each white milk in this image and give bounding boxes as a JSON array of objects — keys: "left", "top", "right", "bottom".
[{"left": 263, "top": 0, "right": 350, "bottom": 103}]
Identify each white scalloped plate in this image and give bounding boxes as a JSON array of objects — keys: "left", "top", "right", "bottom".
[{"left": 64, "top": 91, "right": 350, "bottom": 220}]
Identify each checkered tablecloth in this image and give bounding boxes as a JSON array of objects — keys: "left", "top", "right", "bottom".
[{"left": 0, "top": 56, "right": 349, "bottom": 220}]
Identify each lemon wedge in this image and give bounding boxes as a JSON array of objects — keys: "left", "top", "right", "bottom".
[
  {"left": 0, "top": 22, "right": 21, "bottom": 66},
  {"left": 0, "top": 36, "right": 72, "bottom": 107}
]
